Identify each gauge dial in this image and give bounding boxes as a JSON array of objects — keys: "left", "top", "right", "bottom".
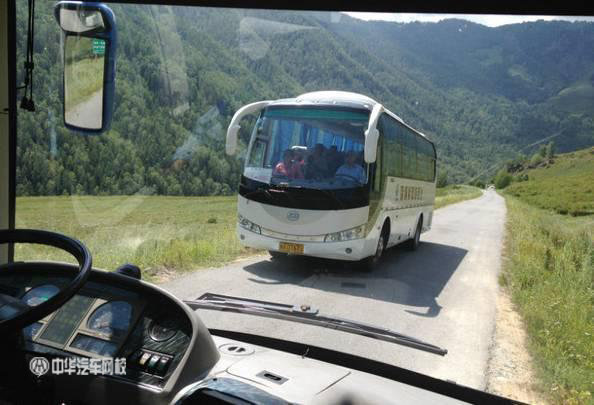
[
  {"left": 87, "top": 301, "right": 132, "bottom": 337},
  {"left": 149, "top": 317, "right": 177, "bottom": 342},
  {"left": 21, "top": 284, "right": 60, "bottom": 307}
]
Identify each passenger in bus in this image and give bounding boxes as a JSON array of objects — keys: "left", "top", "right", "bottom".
[
  {"left": 326, "top": 145, "right": 342, "bottom": 175},
  {"left": 273, "top": 150, "right": 293, "bottom": 178},
  {"left": 335, "top": 151, "right": 366, "bottom": 184},
  {"left": 305, "top": 143, "right": 328, "bottom": 180},
  {"left": 273, "top": 150, "right": 304, "bottom": 180},
  {"left": 291, "top": 149, "right": 305, "bottom": 179}
]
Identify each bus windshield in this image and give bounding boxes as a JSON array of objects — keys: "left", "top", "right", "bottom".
[{"left": 245, "top": 107, "right": 370, "bottom": 190}]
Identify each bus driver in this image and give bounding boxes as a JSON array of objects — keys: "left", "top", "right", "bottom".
[{"left": 335, "top": 150, "right": 366, "bottom": 184}]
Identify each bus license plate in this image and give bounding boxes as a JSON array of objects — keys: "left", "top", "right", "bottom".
[{"left": 279, "top": 242, "right": 304, "bottom": 254}]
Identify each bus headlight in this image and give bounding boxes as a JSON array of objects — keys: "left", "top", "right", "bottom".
[
  {"left": 238, "top": 214, "right": 261, "bottom": 234},
  {"left": 324, "top": 225, "right": 365, "bottom": 242}
]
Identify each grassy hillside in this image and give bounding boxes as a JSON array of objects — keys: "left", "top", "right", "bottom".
[
  {"left": 500, "top": 147, "right": 593, "bottom": 403},
  {"left": 549, "top": 82, "right": 594, "bottom": 117},
  {"left": 505, "top": 147, "right": 594, "bottom": 216}
]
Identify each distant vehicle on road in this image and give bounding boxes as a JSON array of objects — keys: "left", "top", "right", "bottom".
[{"left": 226, "top": 91, "right": 437, "bottom": 270}]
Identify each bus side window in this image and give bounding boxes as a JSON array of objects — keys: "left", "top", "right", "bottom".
[
  {"left": 400, "top": 127, "right": 416, "bottom": 179},
  {"left": 374, "top": 115, "right": 392, "bottom": 193},
  {"left": 381, "top": 114, "right": 402, "bottom": 179}
]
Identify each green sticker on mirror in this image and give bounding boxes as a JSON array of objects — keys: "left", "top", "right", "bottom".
[{"left": 92, "top": 38, "right": 105, "bottom": 55}]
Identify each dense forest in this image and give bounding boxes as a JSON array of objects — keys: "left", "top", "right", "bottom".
[{"left": 15, "top": 3, "right": 594, "bottom": 196}]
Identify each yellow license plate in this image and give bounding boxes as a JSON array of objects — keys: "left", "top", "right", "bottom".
[{"left": 278, "top": 242, "right": 304, "bottom": 254}]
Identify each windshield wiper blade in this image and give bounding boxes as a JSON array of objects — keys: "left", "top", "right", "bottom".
[
  {"left": 267, "top": 186, "right": 300, "bottom": 206},
  {"left": 243, "top": 187, "right": 274, "bottom": 201},
  {"left": 184, "top": 293, "right": 447, "bottom": 356}
]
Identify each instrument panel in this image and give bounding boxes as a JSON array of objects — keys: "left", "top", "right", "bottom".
[
  {"left": 0, "top": 268, "right": 193, "bottom": 390},
  {"left": 24, "top": 287, "right": 143, "bottom": 359}
]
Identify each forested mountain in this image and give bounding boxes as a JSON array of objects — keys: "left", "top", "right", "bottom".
[{"left": 15, "top": 3, "right": 594, "bottom": 196}]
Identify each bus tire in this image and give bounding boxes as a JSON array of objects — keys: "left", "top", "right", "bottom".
[
  {"left": 405, "top": 216, "right": 423, "bottom": 251},
  {"left": 361, "top": 229, "right": 387, "bottom": 272},
  {"left": 269, "top": 250, "right": 288, "bottom": 260}
]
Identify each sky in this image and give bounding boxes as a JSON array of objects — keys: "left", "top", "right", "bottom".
[{"left": 343, "top": 12, "right": 594, "bottom": 27}]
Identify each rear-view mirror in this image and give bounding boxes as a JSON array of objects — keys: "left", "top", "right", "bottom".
[
  {"left": 55, "top": 2, "right": 117, "bottom": 134},
  {"left": 364, "top": 104, "right": 383, "bottom": 163}
]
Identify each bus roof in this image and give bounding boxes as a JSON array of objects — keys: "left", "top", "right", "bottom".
[{"left": 269, "top": 91, "right": 379, "bottom": 111}]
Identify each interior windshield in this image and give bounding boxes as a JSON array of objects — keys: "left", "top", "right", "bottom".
[
  {"left": 10, "top": 1, "right": 593, "bottom": 403},
  {"left": 246, "top": 107, "right": 369, "bottom": 189}
]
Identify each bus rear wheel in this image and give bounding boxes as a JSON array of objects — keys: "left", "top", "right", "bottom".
[
  {"left": 405, "top": 217, "right": 422, "bottom": 251},
  {"left": 269, "top": 250, "right": 288, "bottom": 260}
]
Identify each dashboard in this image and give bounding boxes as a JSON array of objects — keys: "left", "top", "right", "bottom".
[{"left": 0, "top": 264, "right": 196, "bottom": 391}]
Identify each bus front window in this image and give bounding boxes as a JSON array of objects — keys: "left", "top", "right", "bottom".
[{"left": 245, "top": 107, "right": 370, "bottom": 189}]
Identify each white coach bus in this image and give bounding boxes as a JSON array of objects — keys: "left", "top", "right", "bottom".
[{"left": 225, "top": 91, "right": 437, "bottom": 270}]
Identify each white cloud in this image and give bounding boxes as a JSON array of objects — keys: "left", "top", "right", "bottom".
[{"left": 342, "top": 12, "right": 594, "bottom": 27}]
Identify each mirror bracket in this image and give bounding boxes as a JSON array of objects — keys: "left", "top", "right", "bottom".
[{"left": 226, "top": 101, "right": 271, "bottom": 155}]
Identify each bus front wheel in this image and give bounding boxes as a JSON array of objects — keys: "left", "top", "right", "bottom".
[{"left": 361, "top": 232, "right": 386, "bottom": 272}]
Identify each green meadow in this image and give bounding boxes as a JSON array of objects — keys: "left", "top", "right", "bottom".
[{"left": 15, "top": 195, "right": 253, "bottom": 281}]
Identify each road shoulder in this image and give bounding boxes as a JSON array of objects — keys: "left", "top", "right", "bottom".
[{"left": 486, "top": 287, "right": 546, "bottom": 404}]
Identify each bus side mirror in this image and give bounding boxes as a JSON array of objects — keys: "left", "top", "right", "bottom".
[
  {"left": 54, "top": 2, "right": 117, "bottom": 134},
  {"left": 364, "top": 103, "right": 383, "bottom": 163},
  {"left": 364, "top": 127, "right": 379, "bottom": 163}
]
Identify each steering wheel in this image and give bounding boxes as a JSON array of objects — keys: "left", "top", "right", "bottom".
[
  {"left": 0, "top": 229, "right": 92, "bottom": 335},
  {"left": 335, "top": 173, "right": 362, "bottom": 184}
]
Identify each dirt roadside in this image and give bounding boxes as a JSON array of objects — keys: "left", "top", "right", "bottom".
[{"left": 486, "top": 288, "right": 546, "bottom": 404}]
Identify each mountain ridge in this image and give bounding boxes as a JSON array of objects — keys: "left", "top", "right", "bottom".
[{"left": 15, "top": 3, "right": 594, "bottom": 195}]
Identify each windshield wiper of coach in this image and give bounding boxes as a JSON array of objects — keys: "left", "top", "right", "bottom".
[
  {"left": 185, "top": 293, "right": 447, "bottom": 356},
  {"left": 243, "top": 186, "right": 275, "bottom": 202}
]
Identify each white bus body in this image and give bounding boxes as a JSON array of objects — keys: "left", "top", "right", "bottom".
[{"left": 226, "top": 91, "right": 436, "bottom": 264}]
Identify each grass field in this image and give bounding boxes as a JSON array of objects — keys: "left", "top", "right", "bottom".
[
  {"left": 500, "top": 147, "right": 593, "bottom": 404},
  {"left": 505, "top": 147, "right": 594, "bottom": 216},
  {"left": 435, "top": 184, "right": 483, "bottom": 209},
  {"left": 15, "top": 195, "right": 254, "bottom": 282},
  {"left": 15, "top": 185, "right": 481, "bottom": 281}
]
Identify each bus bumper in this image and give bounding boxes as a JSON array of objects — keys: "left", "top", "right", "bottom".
[{"left": 237, "top": 226, "right": 369, "bottom": 261}]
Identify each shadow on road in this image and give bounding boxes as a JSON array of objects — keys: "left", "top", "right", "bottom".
[{"left": 243, "top": 241, "right": 467, "bottom": 318}]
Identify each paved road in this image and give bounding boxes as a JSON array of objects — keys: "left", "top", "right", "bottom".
[
  {"left": 65, "top": 89, "right": 103, "bottom": 129},
  {"left": 161, "top": 189, "right": 506, "bottom": 390}
]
